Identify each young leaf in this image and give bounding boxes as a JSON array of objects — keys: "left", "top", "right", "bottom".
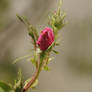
[
  {"left": 0, "top": 82, "right": 13, "bottom": 92},
  {"left": 17, "top": 14, "right": 38, "bottom": 49},
  {"left": 52, "top": 50, "right": 59, "bottom": 54},
  {"left": 30, "top": 58, "right": 36, "bottom": 66},
  {"left": 55, "top": 42, "right": 60, "bottom": 46},
  {"left": 13, "top": 70, "right": 23, "bottom": 92},
  {"left": 44, "top": 66, "right": 50, "bottom": 71},
  {"left": 28, "top": 25, "right": 38, "bottom": 48},
  {"left": 13, "top": 54, "right": 31, "bottom": 64},
  {"left": 16, "top": 14, "right": 30, "bottom": 26},
  {"left": 48, "top": 57, "right": 54, "bottom": 64},
  {"left": 48, "top": 0, "right": 65, "bottom": 40}
]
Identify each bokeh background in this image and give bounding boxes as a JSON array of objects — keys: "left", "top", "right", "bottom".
[{"left": 0, "top": 0, "right": 92, "bottom": 92}]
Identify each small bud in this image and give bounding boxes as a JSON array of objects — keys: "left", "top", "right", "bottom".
[{"left": 37, "top": 27, "right": 54, "bottom": 51}]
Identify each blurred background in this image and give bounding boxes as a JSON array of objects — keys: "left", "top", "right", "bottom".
[{"left": 0, "top": 0, "right": 92, "bottom": 92}]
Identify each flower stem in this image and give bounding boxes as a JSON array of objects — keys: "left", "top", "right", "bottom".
[{"left": 21, "top": 54, "right": 41, "bottom": 92}]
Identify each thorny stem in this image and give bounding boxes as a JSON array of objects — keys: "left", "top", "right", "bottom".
[
  {"left": 22, "top": 42, "right": 55, "bottom": 92},
  {"left": 21, "top": 54, "right": 42, "bottom": 92}
]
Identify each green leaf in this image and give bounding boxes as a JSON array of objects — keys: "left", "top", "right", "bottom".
[
  {"left": 16, "top": 14, "right": 25, "bottom": 24},
  {"left": 16, "top": 14, "right": 30, "bottom": 26},
  {"left": 28, "top": 25, "right": 38, "bottom": 47},
  {"left": 48, "top": 0, "right": 65, "bottom": 39},
  {"left": 29, "top": 49, "right": 41, "bottom": 66},
  {"left": 52, "top": 50, "right": 59, "bottom": 54},
  {"left": 44, "top": 66, "right": 50, "bottom": 71},
  {"left": 30, "top": 58, "right": 36, "bottom": 66},
  {"left": 13, "top": 54, "right": 31, "bottom": 64},
  {"left": 48, "top": 57, "right": 54, "bottom": 64},
  {"left": 0, "top": 82, "right": 13, "bottom": 92},
  {"left": 13, "top": 70, "right": 23, "bottom": 92},
  {"left": 28, "top": 25, "right": 38, "bottom": 39},
  {"left": 17, "top": 14, "right": 38, "bottom": 48},
  {"left": 55, "top": 42, "right": 60, "bottom": 46},
  {"left": 28, "top": 49, "right": 41, "bottom": 67}
]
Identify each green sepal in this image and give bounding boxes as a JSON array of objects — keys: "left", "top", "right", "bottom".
[
  {"left": 46, "top": 42, "right": 55, "bottom": 53},
  {"left": 39, "top": 42, "right": 55, "bottom": 68}
]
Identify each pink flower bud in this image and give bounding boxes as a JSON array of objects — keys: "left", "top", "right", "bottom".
[{"left": 37, "top": 27, "right": 54, "bottom": 51}]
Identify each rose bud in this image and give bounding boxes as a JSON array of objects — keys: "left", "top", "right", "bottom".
[{"left": 37, "top": 27, "right": 54, "bottom": 51}]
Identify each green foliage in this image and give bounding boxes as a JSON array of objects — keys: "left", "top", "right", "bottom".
[
  {"left": 16, "top": 15, "right": 30, "bottom": 26},
  {"left": 52, "top": 50, "right": 59, "bottom": 54},
  {"left": 0, "top": 82, "right": 13, "bottom": 92},
  {"left": 28, "top": 25, "right": 38, "bottom": 42},
  {"left": 46, "top": 42, "right": 55, "bottom": 53},
  {"left": 49, "top": 0, "right": 65, "bottom": 40},
  {"left": 0, "top": 1, "right": 66, "bottom": 92},
  {"left": 29, "top": 48, "right": 42, "bottom": 67},
  {"left": 55, "top": 42, "right": 60, "bottom": 46},
  {"left": 16, "top": 15, "right": 38, "bottom": 49},
  {"left": 13, "top": 71, "right": 23, "bottom": 92},
  {"left": 30, "top": 58, "right": 37, "bottom": 66},
  {"left": 13, "top": 54, "right": 31, "bottom": 64},
  {"left": 43, "top": 66, "right": 50, "bottom": 71},
  {"left": 48, "top": 57, "right": 53, "bottom": 63}
]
